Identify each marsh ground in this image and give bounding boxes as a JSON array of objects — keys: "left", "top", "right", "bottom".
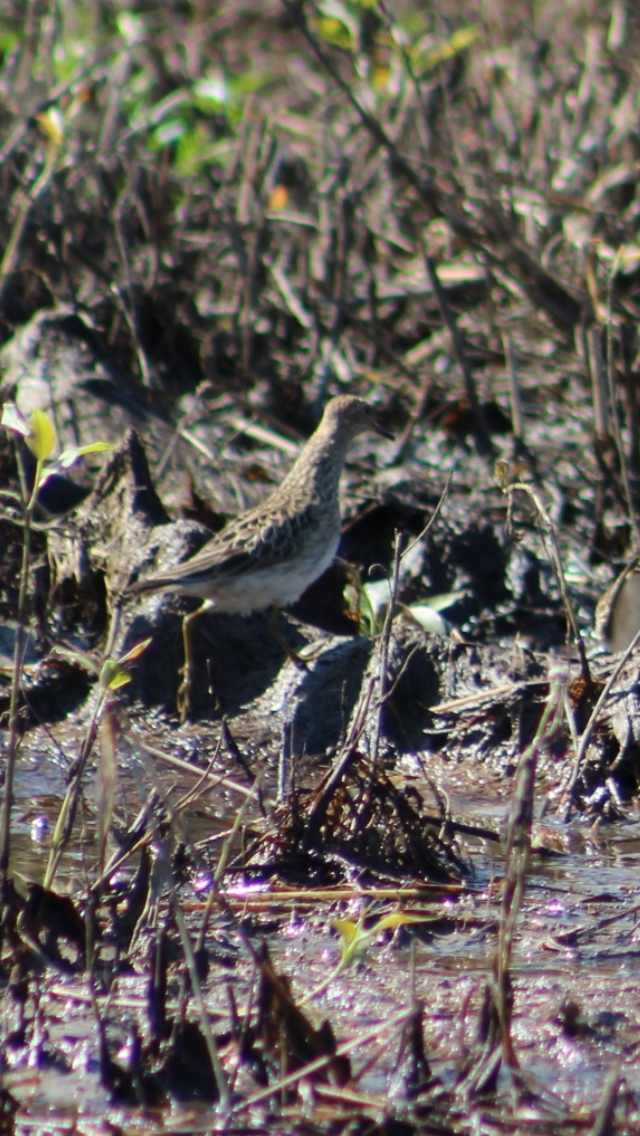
[{"left": 3, "top": 2, "right": 640, "bottom": 1132}]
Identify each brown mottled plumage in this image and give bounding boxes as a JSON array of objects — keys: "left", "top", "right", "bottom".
[{"left": 126, "top": 395, "right": 391, "bottom": 718}]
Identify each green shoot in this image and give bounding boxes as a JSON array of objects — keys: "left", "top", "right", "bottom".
[
  {"left": 0, "top": 404, "right": 111, "bottom": 892},
  {"left": 299, "top": 909, "right": 434, "bottom": 1005}
]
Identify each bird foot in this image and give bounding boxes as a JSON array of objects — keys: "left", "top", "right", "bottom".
[
  {"left": 283, "top": 645, "right": 311, "bottom": 671},
  {"left": 291, "top": 640, "right": 326, "bottom": 665},
  {"left": 268, "top": 607, "right": 312, "bottom": 670}
]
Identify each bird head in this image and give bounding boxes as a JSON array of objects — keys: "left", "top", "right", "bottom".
[{"left": 321, "top": 395, "right": 393, "bottom": 441}]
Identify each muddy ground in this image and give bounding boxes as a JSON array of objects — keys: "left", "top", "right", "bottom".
[{"left": 3, "top": 2, "right": 640, "bottom": 1133}]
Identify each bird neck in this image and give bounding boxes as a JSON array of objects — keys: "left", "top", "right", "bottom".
[{"left": 281, "top": 426, "right": 351, "bottom": 498}]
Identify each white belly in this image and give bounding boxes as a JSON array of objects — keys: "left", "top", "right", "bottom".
[{"left": 209, "top": 534, "right": 340, "bottom": 613}]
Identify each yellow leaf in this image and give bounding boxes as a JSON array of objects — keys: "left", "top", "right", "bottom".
[
  {"left": 269, "top": 185, "right": 289, "bottom": 211},
  {"left": 333, "top": 918, "right": 360, "bottom": 945},
  {"left": 58, "top": 441, "right": 113, "bottom": 468},
  {"left": 318, "top": 16, "right": 353, "bottom": 49},
  {"left": 417, "top": 25, "right": 479, "bottom": 71},
  {"left": 36, "top": 108, "right": 64, "bottom": 146},
  {"left": 612, "top": 243, "right": 640, "bottom": 276},
  {"left": 99, "top": 658, "right": 133, "bottom": 690},
  {"left": 108, "top": 671, "right": 131, "bottom": 690},
  {"left": 99, "top": 660, "right": 119, "bottom": 689},
  {"left": 372, "top": 64, "right": 391, "bottom": 90},
  {"left": 447, "top": 26, "right": 480, "bottom": 54},
  {"left": 375, "top": 911, "right": 433, "bottom": 931},
  {"left": 26, "top": 409, "right": 56, "bottom": 461}
]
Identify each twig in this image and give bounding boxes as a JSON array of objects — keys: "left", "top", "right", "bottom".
[
  {"left": 504, "top": 334, "right": 524, "bottom": 441},
  {"left": 369, "top": 530, "right": 405, "bottom": 776},
  {"left": 0, "top": 145, "right": 58, "bottom": 310},
  {"left": 424, "top": 254, "right": 492, "bottom": 455},
  {"left": 501, "top": 477, "right": 590, "bottom": 682},
  {"left": 402, "top": 475, "right": 450, "bottom": 560}
]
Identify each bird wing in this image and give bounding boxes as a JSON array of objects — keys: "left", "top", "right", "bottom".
[{"left": 144, "top": 498, "right": 320, "bottom": 589}]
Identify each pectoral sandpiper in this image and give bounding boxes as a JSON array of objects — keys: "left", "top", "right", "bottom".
[{"left": 125, "top": 395, "right": 392, "bottom": 720}]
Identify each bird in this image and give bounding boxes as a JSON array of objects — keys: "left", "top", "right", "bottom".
[
  {"left": 595, "top": 556, "right": 640, "bottom": 653},
  {"left": 125, "top": 395, "right": 392, "bottom": 720}
]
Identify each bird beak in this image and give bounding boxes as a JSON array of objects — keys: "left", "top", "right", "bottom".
[{"left": 373, "top": 417, "right": 394, "bottom": 440}]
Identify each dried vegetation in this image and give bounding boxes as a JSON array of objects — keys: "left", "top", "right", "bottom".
[{"left": 2, "top": 0, "right": 640, "bottom": 1131}]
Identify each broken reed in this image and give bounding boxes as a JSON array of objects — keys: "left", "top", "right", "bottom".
[{"left": 495, "top": 666, "right": 567, "bottom": 1069}]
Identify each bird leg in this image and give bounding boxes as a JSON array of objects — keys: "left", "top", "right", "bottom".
[
  {"left": 268, "top": 607, "right": 309, "bottom": 670},
  {"left": 177, "top": 605, "right": 205, "bottom": 722}
]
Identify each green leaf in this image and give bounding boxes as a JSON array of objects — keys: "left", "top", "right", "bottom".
[
  {"left": 317, "top": 15, "right": 354, "bottom": 49},
  {"left": 117, "top": 11, "right": 145, "bottom": 44},
  {"left": 36, "top": 107, "right": 64, "bottom": 146},
  {"left": 36, "top": 440, "right": 112, "bottom": 492},
  {"left": 424, "top": 590, "right": 465, "bottom": 613},
  {"left": 117, "top": 638, "right": 152, "bottom": 665},
  {"left": 333, "top": 910, "right": 435, "bottom": 967},
  {"left": 98, "top": 640, "right": 151, "bottom": 692},
  {"left": 27, "top": 409, "right": 56, "bottom": 460},
  {"left": 333, "top": 917, "right": 369, "bottom": 965},
  {"left": 108, "top": 671, "right": 131, "bottom": 690},
  {"left": 363, "top": 577, "right": 394, "bottom": 616},
  {"left": 99, "top": 659, "right": 132, "bottom": 691},
  {"left": 57, "top": 441, "right": 113, "bottom": 468},
  {"left": 1, "top": 401, "right": 30, "bottom": 437},
  {"left": 405, "top": 604, "right": 449, "bottom": 636},
  {"left": 374, "top": 912, "right": 434, "bottom": 932},
  {"left": 415, "top": 25, "right": 479, "bottom": 72},
  {"left": 0, "top": 30, "right": 20, "bottom": 56},
  {"left": 193, "top": 73, "right": 229, "bottom": 105},
  {"left": 333, "top": 917, "right": 360, "bottom": 945},
  {"left": 175, "top": 125, "right": 233, "bottom": 176},
  {"left": 153, "top": 118, "right": 187, "bottom": 146}
]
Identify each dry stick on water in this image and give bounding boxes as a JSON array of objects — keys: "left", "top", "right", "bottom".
[
  {"left": 195, "top": 776, "right": 263, "bottom": 954},
  {"left": 1, "top": 423, "right": 56, "bottom": 888},
  {"left": 470, "top": 667, "right": 567, "bottom": 1091},
  {"left": 106, "top": 741, "right": 266, "bottom": 1108},
  {"left": 0, "top": 495, "right": 35, "bottom": 888},
  {"left": 150, "top": 840, "right": 230, "bottom": 1110},
  {"left": 302, "top": 674, "right": 377, "bottom": 850},
  {"left": 231, "top": 1007, "right": 413, "bottom": 1118},
  {"left": 589, "top": 1062, "right": 622, "bottom": 1136},
  {"left": 121, "top": 731, "right": 359, "bottom": 1112},
  {"left": 368, "top": 529, "right": 405, "bottom": 779},
  {"left": 303, "top": 529, "right": 405, "bottom": 846},
  {"left": 44, "top": 674, "right": 112, "bottom": 888}
]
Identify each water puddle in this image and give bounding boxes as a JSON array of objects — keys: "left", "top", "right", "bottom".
[{"left": 4, "top": 719, "right": 640, "bottom": 1124}]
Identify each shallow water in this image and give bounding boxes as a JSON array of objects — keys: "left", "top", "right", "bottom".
[{"left": 4, "top": 719, "right": 640, "bottom": 1127}]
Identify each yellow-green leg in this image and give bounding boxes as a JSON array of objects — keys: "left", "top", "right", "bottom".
[
  {"left": 268, "top": 607, "right": 309, "bottom": 670},
  {"left": 177, "top": 605, "right": 204, "bottom": 722}
]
